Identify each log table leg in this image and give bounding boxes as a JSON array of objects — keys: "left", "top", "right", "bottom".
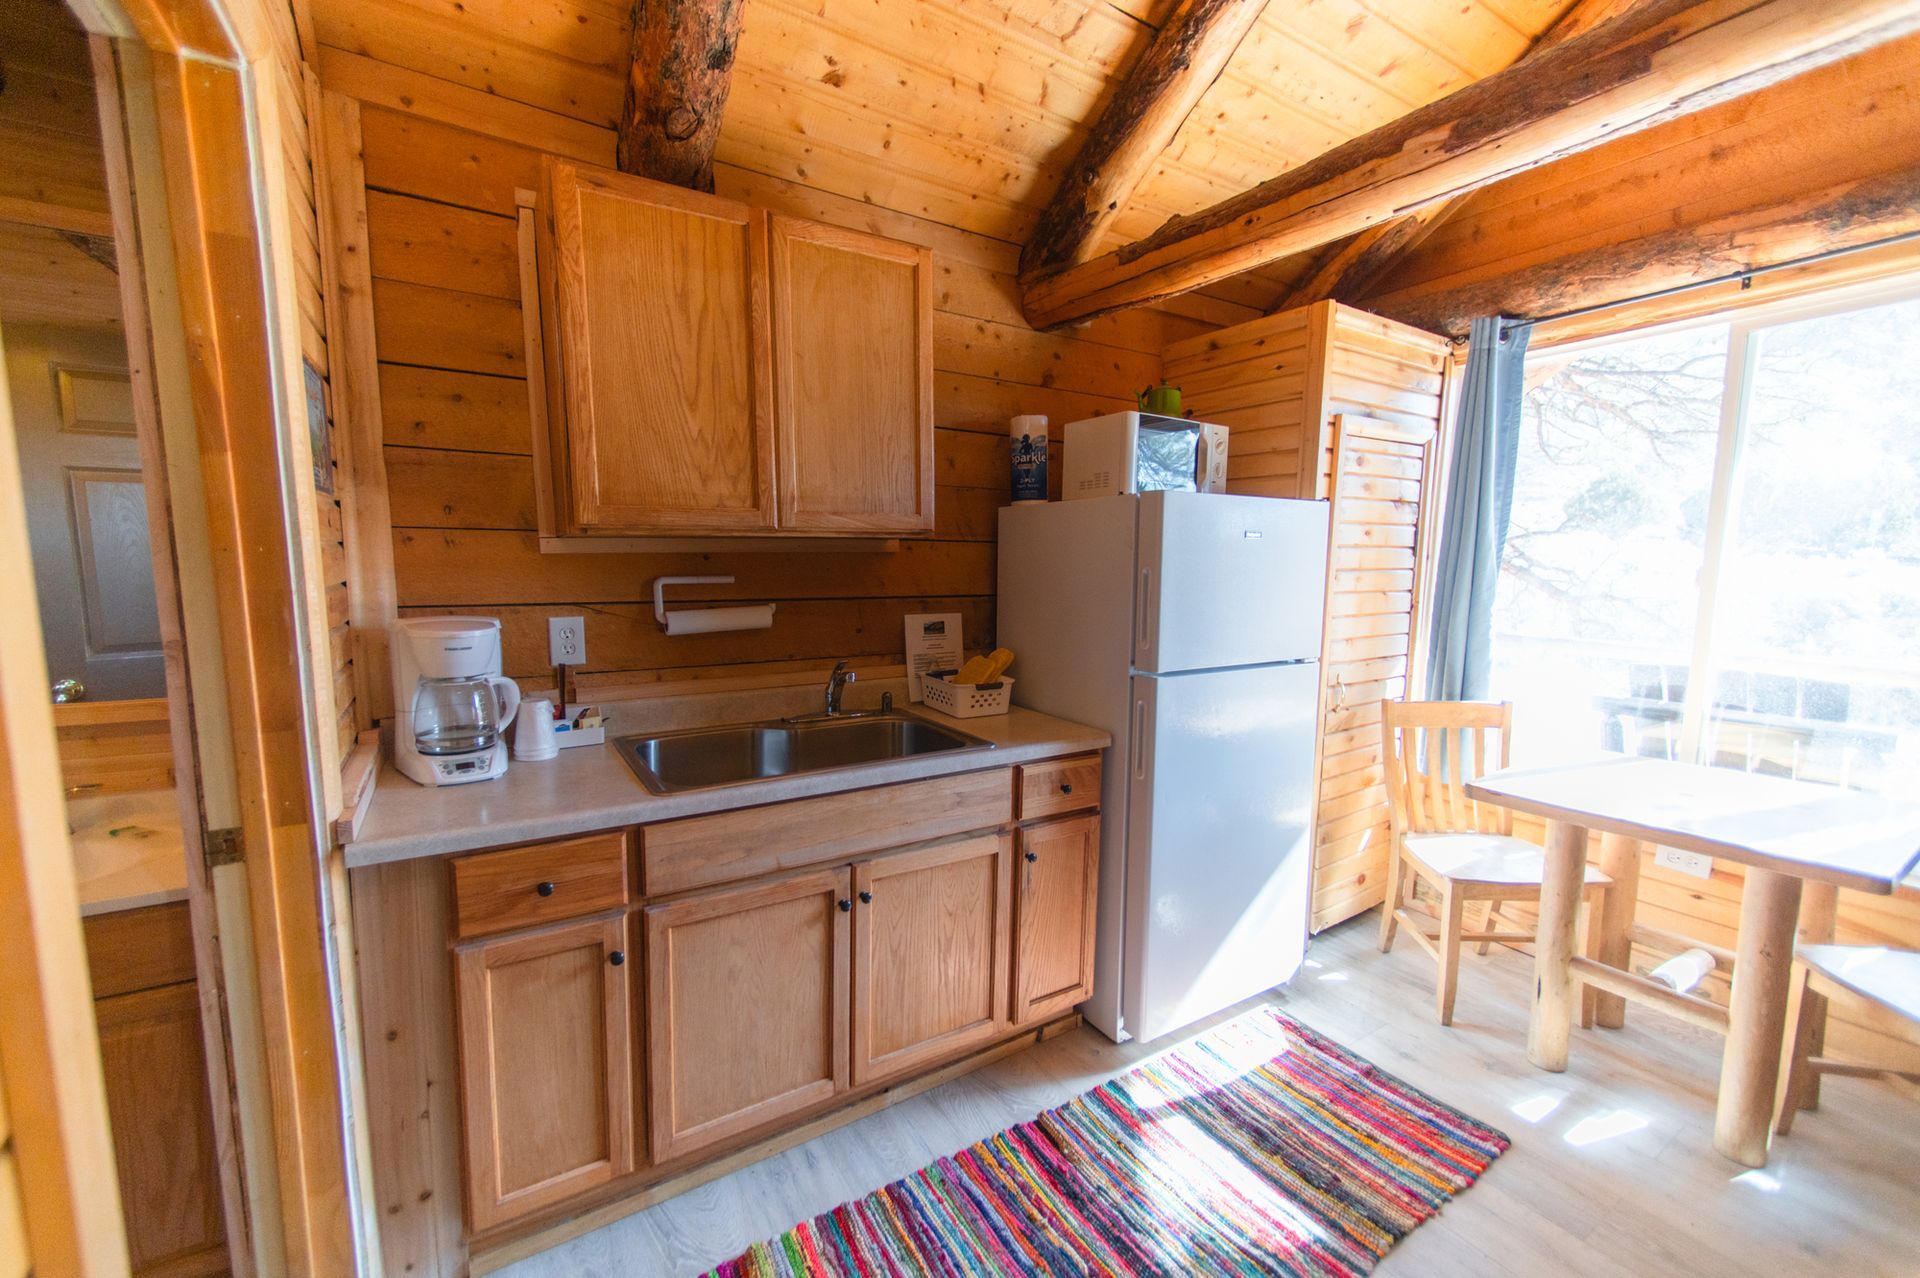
[
  {"left": 1715, "top": 867, "right": 1803, "bottom": 1167},
  {"left": 1794, "top": 880, "right": 1840, "bottom": 1110},
  {"left": 1592, "top": 833, "right": 1644, "bottom": 1030},
  {"left": 1528, "top": 818, "right": 1586, "bottom": 1072}
]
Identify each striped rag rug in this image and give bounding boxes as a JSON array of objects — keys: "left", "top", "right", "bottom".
[{"left": 702, "top": 1008, "right": 1508, "bottom": 1277}]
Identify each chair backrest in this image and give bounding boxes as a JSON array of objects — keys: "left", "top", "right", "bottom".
[{"left": 1380, "top": 700, "right": 1515, "bottom": 838}]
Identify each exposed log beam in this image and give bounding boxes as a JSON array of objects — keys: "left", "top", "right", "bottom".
[
  {"left": 1274, "top": 0, "right": 1645, "bottom": 313},
  {"left": 1361, "top": 164, "right": 1920, "bottom": 336},
  {"left": 1018, "top": 0, "right": 1920, "bottom": 331},
  {"left": 1019, "top": 0, "right": 1267, "bottom": 279},
  {"left": 616, "top": 0, "right": 747, "bottom": 191}
]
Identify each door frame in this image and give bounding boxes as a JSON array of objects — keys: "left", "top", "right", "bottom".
[{"left": 47, "top": 0, "right": 368, "bottom": 1272}]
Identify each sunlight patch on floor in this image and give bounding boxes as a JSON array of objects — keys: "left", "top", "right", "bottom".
[{"left": 1562, "top": 1109, "right": 1649, "bottom": 1146}]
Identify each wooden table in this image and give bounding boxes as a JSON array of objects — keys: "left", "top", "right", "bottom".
[{"left": 1466, "top": 756, "right": 1920, "bottom": 1167}]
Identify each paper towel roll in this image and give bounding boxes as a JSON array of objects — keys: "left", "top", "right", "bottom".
[
  {"left": 662, "top": 604, "right": 776, "bottom": 636},
  {"left": 1646, "top": 947, "right": 1717, "bottom": 994}
]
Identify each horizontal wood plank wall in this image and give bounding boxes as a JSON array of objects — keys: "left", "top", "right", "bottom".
[
  {"left": 253, "top": 2, "right": 356, "bottom": 773},
  {"left": 337, "top": 95, "right": 1221, "bottom": 693},
  {"left": 1169, "top": 302, "right": 1451, "bottom": 931},
  {"left": 51, "top": 699, "right": 174, "bottom": 794}
]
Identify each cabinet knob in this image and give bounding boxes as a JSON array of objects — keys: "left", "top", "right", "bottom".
[
  {"left": 609, "top": 950, "right": 625, "bottom": 967},
  {"left": 535, "top": 881, "right": 556, "bottom": 897},
  {"left": 858, "top": 890, "right": 873, "bottom": 904},
  {"left": 1025, "top": 851, "right": 1039, "bottom": 863},
  {"left": 838, "top": 898, "right": 852, "bottom": 912},
  {"left": 1059, "top": 783, "right": 1073, "bottom": 794}
]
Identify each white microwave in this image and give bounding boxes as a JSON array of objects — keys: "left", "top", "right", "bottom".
[{"left": 1062, "top": 412, "right": 1229, "bottom": 501}]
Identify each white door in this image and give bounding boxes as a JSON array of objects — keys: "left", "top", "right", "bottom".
[
  {"left": 1135, "top": 491, "right": 1328, "bottom": 674},
  {"left": 1123, "top": 660, "right": 1318, "bottom": 1042}
]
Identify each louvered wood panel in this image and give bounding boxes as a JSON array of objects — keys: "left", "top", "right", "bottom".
[{"left": 1309, "top": 414, "right": 1441, "bottom": 931}]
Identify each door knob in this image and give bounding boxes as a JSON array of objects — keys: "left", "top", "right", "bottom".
[
  {"left": 1024, "top": 851, "right": 1038, "bottom": 863},
  {"left": 838, "top": 898, "right": 852, "bottom": 912},
  {"left": 536, "top": 881, "right": 556, "bottom": 897},
  {"left": 609, "top": 950, "right": 625, "bottom": 966},
  {"left": 51, "top": 678, "right": 85, "bottom": 704},
  {"left": 858, "top": 890, "right": 873, "bottom": 904}
]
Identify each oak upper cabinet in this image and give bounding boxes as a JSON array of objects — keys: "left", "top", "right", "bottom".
[
  {"left": 454, "top": 912, "right": 634, "bottom": 1230},
  {"left": 644, "top": 868, "right": 851, "bottom": 1163},
  {"left": 534, "top": 160, "right": 933, "bottom": 537},
  {"left": 768, "top": 215, "right": 934, "bottom": 533},
  {"left": 1012, "top": 815, "right": 1101, "bottom": 1025},
  {"left": 538, "top": 158, "right": 777, "bottom": 534},
  {"left": 851, "top": 833, "right": 1010, "bottom": 1086}
]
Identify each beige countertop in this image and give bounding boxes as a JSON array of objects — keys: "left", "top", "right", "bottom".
[
  {"left": 69, "top": 789, "right": 190, "bottom": 917},
  {"left": 344, "top": 702, "right": 1109, "bottom": 869}
]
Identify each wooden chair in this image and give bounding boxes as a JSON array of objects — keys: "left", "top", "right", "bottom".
[
  {"left": 1379, "top": 700, "right": 1611, "bottom": 1025},
  {"left": 1773, "top": 945, "right": 1920, "bottom": 1135}
]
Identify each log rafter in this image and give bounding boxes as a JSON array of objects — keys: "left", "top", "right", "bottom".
[
  {"left": 617, "top": 0, "right": 748, "bottom": 191},
  {"left": 1273, "top": 0, "right": 1646, "bottom": 314},
  {"left": 1018, "top": 0, "right": 1268, "bottom": 280},
  {"left": 1017, "top": 0, "right": 1920, "bottom": 331}
]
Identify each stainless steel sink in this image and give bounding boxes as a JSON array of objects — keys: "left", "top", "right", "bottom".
[{"left": 613, "top": 713, "right": 994, "bottom": 794}]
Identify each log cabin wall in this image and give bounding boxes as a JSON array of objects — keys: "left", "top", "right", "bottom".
[
  {"left": 261, "top": 0, "right": 360, "bottom": 780},
  {"left": 1167, "top": 301, "right": 1457, "bottom": 933},
  {"left": 305, "top": 3, "right": 1269, "bottom": 699}
]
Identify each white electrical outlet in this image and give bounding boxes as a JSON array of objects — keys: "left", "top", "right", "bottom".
[
  {"left": 548, "top": 615, "right": 586, "bottom": 666},
  {"left": 1654, "top": 847, "right": 1714, "bottom": 880}
]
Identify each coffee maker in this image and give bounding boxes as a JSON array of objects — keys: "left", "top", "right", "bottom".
[{"left": 393, "top": 617, "right": 521, "bottom": 786}]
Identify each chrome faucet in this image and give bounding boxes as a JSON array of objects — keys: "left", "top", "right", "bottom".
[{"left": 823, "top": 660, "right": 857, "bottom": 716}]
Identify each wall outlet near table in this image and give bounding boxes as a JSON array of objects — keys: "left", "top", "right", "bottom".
[
  {"left": 1654, "top": 847, "right": 1714, "bottom": 879},
  {"left": 548, "top": 615, "right": 586, "bottom": 666}
]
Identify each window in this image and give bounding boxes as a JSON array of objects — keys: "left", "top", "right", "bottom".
[{"left": 1488, "top": 282, "right": 1920, "bottom": 798}]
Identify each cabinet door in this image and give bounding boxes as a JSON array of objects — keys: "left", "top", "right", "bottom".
[
  {"left": 768, "top": 215, "right": 933, "bottom": 533},
  {"left": 455, "top": 912, "right": 634, "bottom": 1230},
  {"left": 644, "top": 869, "right": 850, "bottom": 1163},
  {"left": 94, "top": 982, "right": 227, "bottom": 1276},
  {"left": 852, "top": 833, "right": 1010, "bottom": 1086},
  {"left": 543, "top": 159, "right": 776, "bottom": 533},
  {"left": 1012, "top": 815, "right": 1100, "bottom": 1025}
]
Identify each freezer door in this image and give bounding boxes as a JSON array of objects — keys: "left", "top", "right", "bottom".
[
  {"left": 1135, "top": 491, "right": 1329, "bottom": 674},
  {"left": 1122, "top": 661, "right": 1317, "bottom": 1043}
]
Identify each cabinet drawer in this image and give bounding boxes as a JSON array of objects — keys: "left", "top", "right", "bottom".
[
  {"left": 642, "top": 768, "right": 1012, "bottom": 897},
  {"left": 85, "top": 901, "right": 197, "bottom": 999},
  {"left": 1016, "top": 754, "right": 1101, "bottom": 821},
  {"left": 451, "top": 832, "right": 630, "bottom": 940}
]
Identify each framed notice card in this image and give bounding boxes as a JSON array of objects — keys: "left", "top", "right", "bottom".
[{"left": 904, "top": 612, "right": 963, "bottom": 703}]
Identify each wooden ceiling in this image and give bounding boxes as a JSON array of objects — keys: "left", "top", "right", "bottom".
[{"left": 308, "top": 0, "right": 1585, "bottom": 308}]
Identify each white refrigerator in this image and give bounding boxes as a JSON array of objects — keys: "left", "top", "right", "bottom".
[{"left": 998, "top": 491, "right": 1328, "bottom": 1043}]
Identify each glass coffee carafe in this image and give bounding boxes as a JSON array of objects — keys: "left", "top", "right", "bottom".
[{"left": 410, "top": 674, "right": 521, "bottom": 756}]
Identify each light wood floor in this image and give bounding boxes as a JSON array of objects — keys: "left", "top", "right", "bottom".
[{"left": 500, "top": 913, "right": 1920, "bottom": 1277}]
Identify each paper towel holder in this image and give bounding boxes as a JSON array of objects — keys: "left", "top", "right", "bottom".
[{"left": 653, "top": 576, "right": 777, "bottom": 635}]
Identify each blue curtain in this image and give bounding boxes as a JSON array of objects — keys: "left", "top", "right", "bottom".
[{"left": 1425, "top": 317, "right": 1530, "bottom": 701}]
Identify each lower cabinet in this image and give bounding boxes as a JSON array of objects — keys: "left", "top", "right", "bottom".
[
  {"left": 852, "top": 833, "right": 1010, "bottom": 1085},
  {"left": 455, "top": 911, "right": 634, "bottom": 1230},
  {"left": 1012, "top": 814, "right": 1101, "bottom": 1025},
  {"left": 94, "top": 981, "right": 227, "bottom": 1276},
  {"left": 436, "top": 753, "right": 1103, "bottom": 1241},
  {"left": 85, "top": 902, "right": 227, "bottom": 1277},
  {"left": 643, "top": 868, "right": 851, "bottom": 1163}
]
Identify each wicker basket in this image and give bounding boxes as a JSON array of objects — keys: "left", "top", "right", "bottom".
[{"left": 919, "top": 673, "right": 1013, "bottom": 719}]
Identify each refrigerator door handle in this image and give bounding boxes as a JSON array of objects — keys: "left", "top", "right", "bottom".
[
  {"left": 1136, "top": 567, "right": 1154, "bottom": 662},
  {"left": 1132, "top": 697, "right": 1149, "bottom": 780}
]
